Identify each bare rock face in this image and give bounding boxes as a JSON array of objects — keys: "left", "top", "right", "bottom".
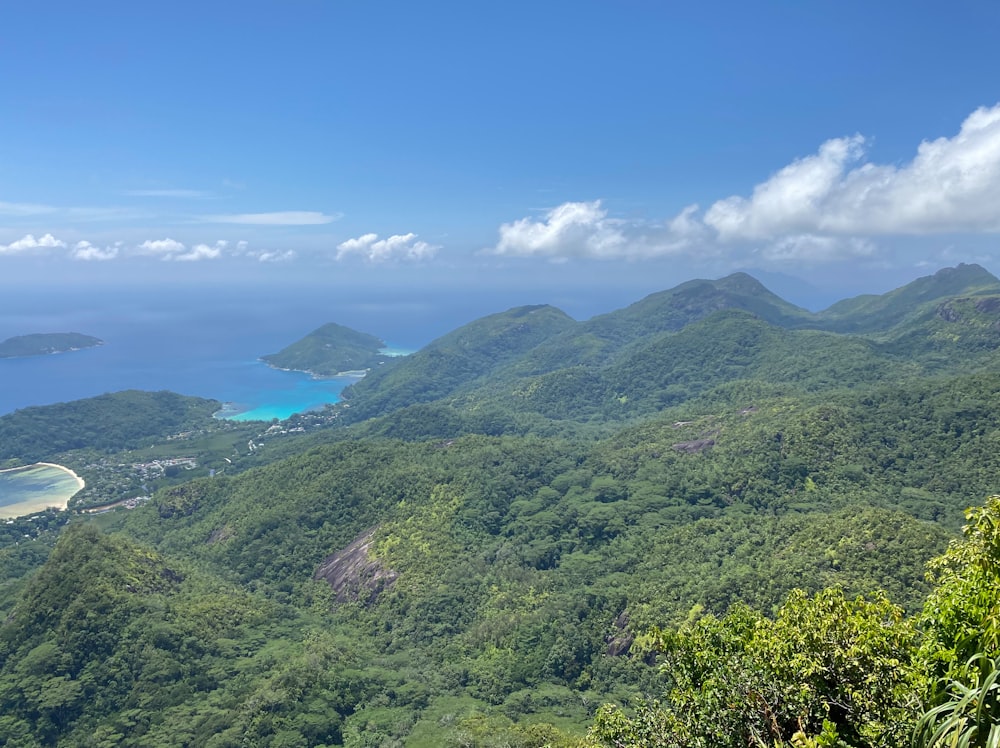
[
  {"left": 313, "top": 528, "right": 398, "bottom": 604},
  {"left": 671, "top": 438, "right": 715, "bottom": 454},
  {"left": 976, "top": 296, "right": 1000, "bottom": 314}
]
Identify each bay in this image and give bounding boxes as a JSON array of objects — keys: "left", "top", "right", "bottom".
[{"left": 0, "top": 284, "right": 450, "bottom": 419}]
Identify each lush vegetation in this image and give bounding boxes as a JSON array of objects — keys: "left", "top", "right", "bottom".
[
  {"left": 2, "top": 265, "right": 1000, "bottom": 745},
  {"left": 262, "top": 322, "right": 389, "bottom": 376},
  {"left": 0, "top": 390, "right": 223, "bottom": 464},
  {"left": 0, "top": 332, "right": 103, "bottom": 358},
  {"left": 590, "top": 497, "right": 1000, "bottom": 747}
]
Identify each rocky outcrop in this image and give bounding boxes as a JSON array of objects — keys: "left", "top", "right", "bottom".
[{"left": 313, "top": 528, "right": 398, "bottom": 604}]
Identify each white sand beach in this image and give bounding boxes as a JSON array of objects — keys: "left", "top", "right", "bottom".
[{"left": 0, "top": 463, "right": 85, "bottom": 519}]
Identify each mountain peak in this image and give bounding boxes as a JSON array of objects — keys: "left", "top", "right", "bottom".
[
  {"left": 714, "top": 271, "right": 777, "bottom": 296},
  {"left": 819, "top": 263, "right": 1000, "bottom": 332}
]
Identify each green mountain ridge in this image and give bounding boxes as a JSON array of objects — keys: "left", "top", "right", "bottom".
[
  {"left": 336, "top": 264, "right": 1000, "bottom": 430},
  {"left": 818, "top": 262, "right": 1000, "bottom": 332},
  {"left": 4, "top": 264, "right": 1000, "bottom": 746}
]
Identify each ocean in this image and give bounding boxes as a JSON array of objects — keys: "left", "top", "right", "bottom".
[
  {"left": 0, "top": 283, "right": 469, "bottom": 420},
  {"left": 0, "top": 282, "right": 606, "bottom": 420}
]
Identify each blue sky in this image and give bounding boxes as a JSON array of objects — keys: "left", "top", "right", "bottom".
[{"left": 2, "top": 1, "right": 999, "bottom": 306}]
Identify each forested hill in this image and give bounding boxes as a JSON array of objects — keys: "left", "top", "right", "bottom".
[
  {"left": 818, "top": 261, "right": 1000, "bottom": 332},
  {"left": 0, "top": 390, "right": 220, "bottom": 463},
  {"left": 262, "top": 322, "right": 388, "bottom": 376},
  {"left": 340, "top": 263, "right": 1000, "bottom": 425},
  {"left": 4, "top": 264, "right": 1000, "bottom": 745},
  {"left": 0, "top": 332, "right": 103, "bottom": 358}
]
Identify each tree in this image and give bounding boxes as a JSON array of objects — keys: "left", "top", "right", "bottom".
[{"left": 590, "top": 589, "right": 918, "bottom": 748}]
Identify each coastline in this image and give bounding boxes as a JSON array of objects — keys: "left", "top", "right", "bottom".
[
  {"left": 0, "top": 340, "right": 104, "bottom": 360},
  {"left": 260, "top": 359, "right": 371, "bottom": 380},
  {"left": 0, "top": 462, "right": 85, "bottom": 519}
]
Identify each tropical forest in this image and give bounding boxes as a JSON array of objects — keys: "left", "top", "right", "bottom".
[{"left": 3, "top": 264, "right": 1000, "bottom": 747}]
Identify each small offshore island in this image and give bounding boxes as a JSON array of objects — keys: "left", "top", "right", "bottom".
[
  {"left": 0, "top": 332, "right": 103, "bottom": 359},
  {"left": 261, "top": 322, "right": 392, "bottom": 377}
]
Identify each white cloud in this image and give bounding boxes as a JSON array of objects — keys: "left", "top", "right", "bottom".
[
  {"left": 226, "top": 240, "right": 295, "bottom": 262},
  {"left": 704, "top": 137, "right": 865, "bottom": 240},
  {"left": 488, "top": 104, "right": 1000, "bottom": 267},
  {"left": 72, "top": 240, "right": 119, "bottom": 261},
  {"left": 336, "top": 232, "right": 438, "bottom": 263},
  {"left": 203, "top": 211, "right": 341, "bottom": 225},
  {"left": 705, "top": 103, "right": 1000, "bottom": 239},
  {"left": 253, "top": 249, "right": 297, "bottom": 262},
  {"left": 174, "top": 242, "right": 224, "bottom": 262},
  {"left": 138, "top": 238, "right": 187, "bottom": 256},
  {"left": 135, "top": 238, "right": 224, "bottom": 261},
  {"left": 488, "top": 201, "right": 709, "bottom": 260},
  {"left": 0, "top": 233, "right": 66, "bottom": 254},
  {"left": 492, "top": 201, "right": 627, "bottom": 258}
]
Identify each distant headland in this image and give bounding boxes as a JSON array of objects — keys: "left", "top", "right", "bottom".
[
  {"left": 0, "top": 332, "right": 104, "bottom": 359},
  {"left": 262, "top": 322, "right": 391, "bottom": 377}
]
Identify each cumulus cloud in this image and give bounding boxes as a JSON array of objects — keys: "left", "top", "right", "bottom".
[
  {"left": 488, "top": 104, "right": 1000, "bottom": 266},
  {"left": 204, "top": 211, "right": 340, "bottom": 225},
  {"left": 336, "top": 232, "right": 438, "bottom": 263},
  {"left": 0, "top": 233, "right": 66, "bottom": 254},
  {"left": 137, "top": 238, "right": 187, "bottom": 256},
  {"left": 487, "top": 201, "right": 710, "bottom": 260},
  {"left": 492, "top": 201, "right": 627, "bottom": 258},
  {"left": 72, "top": 240, "right": 119, "bottom": 261},
  {"left": 704, "top": 137, "right": 865, "bottom": 240},
  {"left": 137, "top": 238, "right": 224, "bottom": 261},
  {"left": 174, "top": 242, "right": 224, "bottom": 262},
  {"left": 706, "top": 104, "right": 1000, "bottom": 240}
]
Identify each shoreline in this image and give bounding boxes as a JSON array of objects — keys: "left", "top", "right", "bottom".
[
  {"left": 260, "top": 359, "right": 371, "bottom": 380},
  {"left": 0, "top": 339, "right": 104, "bottom": 361},
  {"left": 0, "top": 462, "right": 85, "bottom": 519}
]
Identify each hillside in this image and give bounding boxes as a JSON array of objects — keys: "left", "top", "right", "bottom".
[
  {"left": 0, "top": 390, "right": 223, "bottom": 464},
  {"left": 262, "top": 322, "right": 388, "bottom": 376},
  {"left": 3, "top": 265, "right": 1000, "bottom": 745},
  {"left": 0, "top": 332, "right": 103, "bottom": 358},
  {"left": 341, "top": 304, "right": 577, "bottom": 420},
  {"left": 817, "top": 263, "right": 1000, "bottom": 333},
  {"left": 336, "top": 265, "right": 1000, "bottom": 431}
]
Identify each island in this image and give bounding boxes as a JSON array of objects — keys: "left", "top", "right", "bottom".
[
  {"left": 0, "top": 332, "right": 103, "bottom": 359},
  {"left": 262, "top": 322, "right": 390, "bottom": 377}
]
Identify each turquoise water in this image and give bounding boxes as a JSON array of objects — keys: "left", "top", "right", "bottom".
[
  {"left": 380, "top": 345, "right": 414, "bottom": 357},
  {"left": 0, "top": 464, "right": 82, "bottom": 517},
  {"left": 0, "top": 282, "right": 499, "bottom": 421},
  {"left": 218, "top": 371, "right": 364, "bottom": 422},
  {"left": 217, "top": 344, "right": 416, "bottom": 422}
]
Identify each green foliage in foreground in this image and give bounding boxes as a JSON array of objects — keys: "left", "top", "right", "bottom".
[
  {"left": 7, "top": 371, "right": 1000, "bottom": 744},
  {"left": 590, "top": 497, "right": 1000, "bottom": 748}
]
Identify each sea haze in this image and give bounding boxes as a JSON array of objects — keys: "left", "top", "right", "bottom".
[{"left": 0, "top": 282, "right": 609, "bottom": 419}]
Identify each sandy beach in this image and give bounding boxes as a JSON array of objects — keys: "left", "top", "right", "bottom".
[{"left": 0, "top": 462, "right": 85, "bottom": 519}]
